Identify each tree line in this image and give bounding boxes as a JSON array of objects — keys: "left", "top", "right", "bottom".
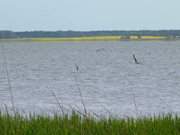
[{"left": 0, "top": 30, "right": 180, "bottom": 38}]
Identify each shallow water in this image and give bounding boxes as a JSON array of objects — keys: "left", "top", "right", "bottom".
[{"left": 0, "top": 41, "right": 180, "bottom": 117}]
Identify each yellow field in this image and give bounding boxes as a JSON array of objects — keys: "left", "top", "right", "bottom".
[
  {"left": 31, "top": 36, "right": 168, "bottom": 42},
  {"left": 0, "top": 36, "right": 169, "bottom": 42},
  {"left": 31, "top": 36, "right": 122, "bottom": 42},
  {"left": 141, "top": 36, "right": 168, "bottom": 40}
]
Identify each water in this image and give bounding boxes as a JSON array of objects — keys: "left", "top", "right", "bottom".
[{"left": 0, "top": 41, "right": 180, "bottom": 117}]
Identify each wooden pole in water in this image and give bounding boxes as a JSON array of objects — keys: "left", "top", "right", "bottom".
[{"left": 133, "top": 54, "right": 139, "bottom": 64}]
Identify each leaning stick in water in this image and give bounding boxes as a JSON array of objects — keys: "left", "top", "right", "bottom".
[{"left": 133, "top": 54, "right": 140, "bottom": 64}]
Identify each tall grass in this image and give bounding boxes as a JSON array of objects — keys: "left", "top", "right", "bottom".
[
  {"left": 1, "top": 44, "right": 15, "bottom": 113},
  {"left": 0, "top": 112, "right": 180, "bottom": 135}
]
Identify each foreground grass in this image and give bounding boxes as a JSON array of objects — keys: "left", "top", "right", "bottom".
[{"left": 0, "top": 112, "right": 180, "bottom": 135}]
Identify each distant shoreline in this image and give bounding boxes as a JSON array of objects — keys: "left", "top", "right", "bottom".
[
  {"left": 1, "top": 30, "right": 180, "bottom": 41},
  {"left": 0, "top": 35, "right": 179, "bottom": 42}
]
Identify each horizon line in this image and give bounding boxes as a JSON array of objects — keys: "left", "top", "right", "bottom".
[{"left": 1, "top": 29, "right": 180, "bottom": 32}]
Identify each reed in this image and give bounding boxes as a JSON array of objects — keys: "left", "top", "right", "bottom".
[{"left": 0, "top": 112, "right": 180, "bottom": 135}]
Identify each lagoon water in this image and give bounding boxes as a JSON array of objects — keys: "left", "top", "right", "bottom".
[{"left": 0, "top": 41, "right": 180, "bottom": 117}]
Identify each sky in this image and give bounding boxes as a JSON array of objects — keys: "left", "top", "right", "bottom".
[{"left": 0, "top": 0, "right": 180, "bottom": 31}]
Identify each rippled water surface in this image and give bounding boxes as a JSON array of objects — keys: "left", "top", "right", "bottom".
[{"left": 0, "top": 41, "right": 180, "bottom": 117}]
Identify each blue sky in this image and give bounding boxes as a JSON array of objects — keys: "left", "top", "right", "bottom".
[{"left": 0, "top": 0, "right": 180, "bottom": 31}]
